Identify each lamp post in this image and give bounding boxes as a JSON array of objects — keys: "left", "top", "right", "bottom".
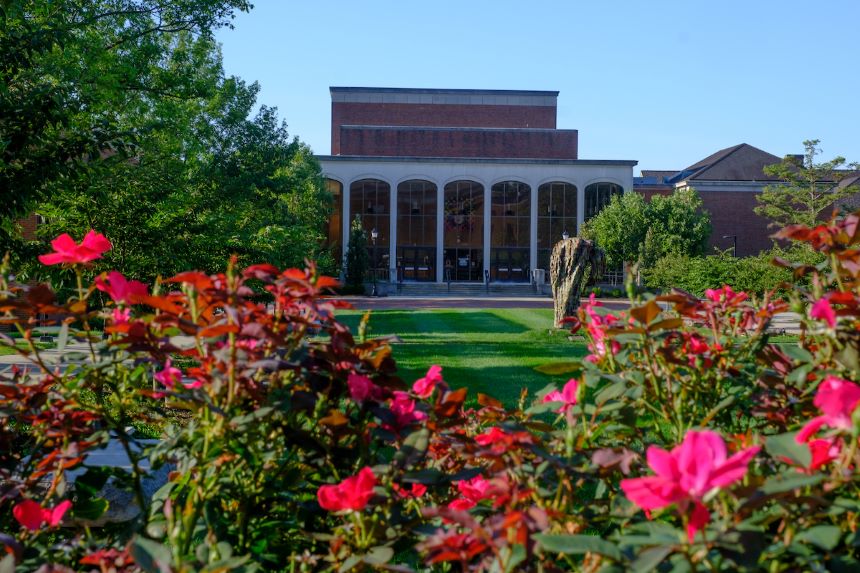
[
  {"left": 722, "top": 234, "right": 737, "bottom": 257},
  {"left": 370, "top": 227, "right": 379, "bottom": 296},
  {"left": 562, "top": 230, "right": 570, "bottom": 241}
]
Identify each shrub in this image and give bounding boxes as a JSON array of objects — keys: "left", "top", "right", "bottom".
[{"left": 2, "top": 215, "right": 860, "bottom": 572}]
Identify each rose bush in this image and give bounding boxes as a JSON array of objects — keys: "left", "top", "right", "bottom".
[{"left": 1, "top": 212, "right": 860, "bottom": 572}]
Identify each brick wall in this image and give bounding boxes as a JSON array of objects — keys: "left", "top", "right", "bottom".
[
  {"left": 331, "top": 102, "right": 557, "bottom": 154},
  {"left": 18, "top": 214, "right": 40, "bottom": 240},
  {"left": 339, "top": 126, "right": 577, "bottom": 159}
]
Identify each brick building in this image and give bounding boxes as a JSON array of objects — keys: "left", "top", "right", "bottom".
[
  {"left": 634, "top": 143, "right": 796, "bottom": 257},
  {"left": 319, "top": 87, "right": 636, "bottom": 285}
]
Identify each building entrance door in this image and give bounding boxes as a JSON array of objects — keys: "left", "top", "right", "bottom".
[{"left": 443, "top": 180, "right": 484, "bottom": 282}]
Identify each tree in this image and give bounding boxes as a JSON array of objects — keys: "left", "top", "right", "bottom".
[
  {"left": 755, "top": 139, "right": 859, "bottom": 228},
  {"left": 344, "top": 215, "right": 370, "bottom": 290},
  {"left": 582, "top": 188, "right": 711, "bottom": 269}
]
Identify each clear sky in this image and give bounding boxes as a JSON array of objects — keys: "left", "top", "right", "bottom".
[{"left": 215, "top": 0, "right": 860, "bottom": 174}]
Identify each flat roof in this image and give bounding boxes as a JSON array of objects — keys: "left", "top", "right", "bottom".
[
  {"left": 330, "top": 87, "right": 559, "bottom": 96},
  {"left": 317, "top": 155, "right": 637, "bottom": 167}
]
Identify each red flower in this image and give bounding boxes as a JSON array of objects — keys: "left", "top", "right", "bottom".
[
  {"left": 317, "top": 467, "right": 376, "bottom": 512},
  {"left": 386, "top": 391, "right": 428, "bottom": 430},
  {"left": 12, "top": 499, "right": 72, "bottom": 531},
  {"left": 704, "top": 285, "right": 748, "bottom": 305},
  {"left": 95, "top": 271, "right": 148, "bottom": 304},
  {"left": 474, "top": 426, "right": 534, "bottom": 455},
  {"left": 448, "top": 474, "right": 510, "bottom": 510},
  {"left": 420, "top": 530, "right": 489, "bottom": 566},
  {"left": 796, "top": 375, "right": 860, "bottom": 442},
  {"left": 38, "top": 230, "right": 111, "bottom": 265},
  {"left": 413, "top": 364, "right": 445, "bottom": 398},
  {"left": 810, "top": 298, "right": 837, "bottom": 328},
  {"left": 393, "top": 482, "right": 428, "bottom": 498},
  {"left": 154, "top": 359, "right": 182, "bottom": 391}
]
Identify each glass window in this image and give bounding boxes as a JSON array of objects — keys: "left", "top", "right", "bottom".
[
  {"left": 324, "top": 179, "right": 343, "bottom": 268},
  {"left": 490, "top": 181, "right": 530, "bottom": 282},
  {"left": 537, "top": 182, "right": 577, "bottom": 271},
  {"left": 349, "top": 179, "right": 390, "bottom": 270},
  {"left": 443, "top": 180, "right": 484, "bottom": 282},
  {"left": 585, "top": 182, "right": 622, "bottom": 221},
  {"left": 396, "top": 180, "right": 437, "bottom": 282}
]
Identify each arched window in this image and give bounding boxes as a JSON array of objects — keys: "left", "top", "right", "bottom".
[
  {"left": 537, "top": 181, "right": 577, "bottom": 271},
  {"left": 443, "top": 180, "right": 484, "bottom": 282},
  {"left": 349, "top": 179, "right": 390, "bottom": 271},
  {"left": 397, "top": 180, "right": 437, "bottom": 282},
  {"left": 324, "top": 179, "right": 343, "bottom": 267},
  {"left": 490, "top": 181, "right": 530, "bottom": 282},
  {"left": 585, "top": 182, "right": 623, "bottom": 220}
]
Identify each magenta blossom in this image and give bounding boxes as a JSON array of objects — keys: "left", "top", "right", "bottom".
[
  {"left": 387, "top": 391, "right": 427, "bottom": 430},
  {"left": 348, "top": 373, "right": 383, "bottom": 402},
  {"left": 542, "top": 379, "right": 579, "bottom": 413},
  {"left": 95, "top": 271, "right": 148, "bottom": 304},
  {"left": 620, "top": 430, "right": 760, "bottom": 542},
  {"left": 154, "top": 359, "right": 183, "bottom": 391},
  {"left": 797, "top": 375, "right": 860, "bottom": 443},
  {"left": 704, "top": 285, "right": 748, "bottom": 305},
  {"left": 583, "top": 294, "right": 621, "bottom": 359},
  {"left": 809, "top": 298, "right": 837, "bottom": 328},
  {"left": 38, "top": 230, "right": 111, "bottom": 265},
  {"left": 413, "top": 364, "right": 445, "bottom": 398}
]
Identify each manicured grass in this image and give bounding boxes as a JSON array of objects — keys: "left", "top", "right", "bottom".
[
  {"left": 0, "top": 342, "right": 56, "bottom": 356},
  {"left": 336, "top": 308, "right": 587, "bottom": 408}
]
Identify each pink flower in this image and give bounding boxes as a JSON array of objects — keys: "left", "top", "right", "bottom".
[
  {"left": 797, "top": 376, "right": 860, "bottom": 443},
  {"left": 448, "top": 475, "right": 510, "bottom": 510},
  {"left": 111, "top": 307, "right": 132, "bottom": 325},
  {"left": 807, "top": 438, "right": 841, "bottom": 472},
  {"left": 12, "top": 499, "right": 72, "bottom": 531},
  {"left": 620, "top": 430, "right": 760, "bottom": 542},
  {"left": 583, "top": 295, "right": 621, "bottom": 358},
  {"left": 810, "top": 298, "right": 836, "bottom": 328},
  {"left": 542, "top": 379, "right": 579, "bottom": 413},
  {"left": 704, "top": 285, "right": 748, "bottom": 305},
  {"left": 413, "top": 365, "right": 445, "bottom": 398},
  {"left": 38, "top": 230, "right": 111, "bottom": 265},
  {"left": 387, "top": 391, "right": 428, "bottom": 429},
  {"left": 317, "top": 467, "right": 376, "bottom": 512},
  {"left": 474, "top": 426, "right": 534, "bottom": 455},
  {"left": 348, "top": 373, "right": 382, "bottom": 402},
  {"left": 154, "top": 359, "right": 182, "bottom": 391},
  {"left": 95, "top": 271, "right": 148, "bottom": 304}
]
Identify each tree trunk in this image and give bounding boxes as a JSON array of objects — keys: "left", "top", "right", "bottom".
[{"left": 550, "top": 238, "right": 605, "bottom": 327}]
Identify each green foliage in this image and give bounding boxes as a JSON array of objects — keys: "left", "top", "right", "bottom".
[
  {"left": 644, "top": 245, "right": 824, "bottom": 296},
  {"left": 1, "top": 0, "right": 332, "bottom": 281},
  {"left": 755, "top": 139, "right": 859, "bottom": 228},
  {"left": 583, "top": 188, "right": 711, "bottom": 268},
  {"left": 344, "top": 215, "right": 370, "bottom": 289}
]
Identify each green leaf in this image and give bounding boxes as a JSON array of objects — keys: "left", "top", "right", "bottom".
[
  {"left": 71, "top": 496, "right": 109, "bottom": 521},
  {"left": 760, "top": 472, "right": 822, "bottom": 495},
  {"left": 361, "top": 546, "right": 393, "bottom": 566},
  {"left": 534, "top": 534, "right": 622, "bottom": 561},
  {"left": 393, "top": 428, "right": 429, "bottom": 469},
  {"left": 764, "top": 431, "right": 811, "bottom": 467},
  {"left": 794, "top": 525, "right": 841, "bottom": 551},
  {"left": 535, "top": 362, "right": 581, "bottom": 375},
  {"left": 631, "top": 545, "right": 674, "bottom": 573},
  {"left": 131, "top": 537, "right": 173, "bottom": 573},
  {"left": 504, "top": 544, "right": 527, "bottom": 572},
  {"left": 402, "top": 468, "right": 444, "bottom": 485},
  {"left": 0, "top": 554, "right": 15, "bottom": 573},
  {"left": 595, "top": 381, "right": 627, "bottom": 405}
]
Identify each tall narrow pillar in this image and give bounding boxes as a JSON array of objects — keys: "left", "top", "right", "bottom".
[
  {"left": 389, "top": 180, "right": 397, "bottom": 283},
  {"left": 529, "top": 182, "right": 538, "bottom": 278},
  {"left": 342, "top": 180, "right": 351, "bottom": 269},
  {"left": 483, "top": 183, "right": 491, "bottom": 282},
  {"left": 576, "top": 182, "right": 585, "bottom": 235},
  {"left": 436, "top": 183, "right": 444, "bottom": 283}
]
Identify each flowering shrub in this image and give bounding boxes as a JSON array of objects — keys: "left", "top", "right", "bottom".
[{"left": 1, "top": 212, "right": 860, "bottom": 572}]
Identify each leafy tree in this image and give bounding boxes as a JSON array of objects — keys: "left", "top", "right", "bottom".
[
  {"left": 345, "top": 215, "right": 369, "bottom": 289},
  {"left": 755, "top": 139, "right": 859, "bottom": 228},
  {"left": 583, "top": 188, "right": 711, "bottom": 269}
]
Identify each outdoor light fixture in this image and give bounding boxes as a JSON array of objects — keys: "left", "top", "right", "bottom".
[
  {"left": 371, "top": 228, "right": 379, "bottom": 241},
  {"left": 370, "top": 228, "right": 379, "bottom": 296},
  {"left": 562, "top": 230, "right": 570, "bottom": 241}
]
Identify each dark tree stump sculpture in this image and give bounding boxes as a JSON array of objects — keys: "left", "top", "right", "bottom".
[{"left": 550, "top": 238, "right": 605, "bottom": 327}]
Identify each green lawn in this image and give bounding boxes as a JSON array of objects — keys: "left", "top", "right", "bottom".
[{"left": 336, "top": 308, "right": 587, "bottom": 407}]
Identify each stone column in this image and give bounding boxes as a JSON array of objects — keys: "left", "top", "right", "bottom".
[
  {"left": 342, "top": 180, "right": 351, "bottom": 269},
  {"left": 389, "top": 181, "right": 397, "bottom": 284},
  {"left": 483, "top": 183, "right": 491, "bottom": 282},
  {"left": 529, "top": 182, "right": 538, "bottom": 279},
  {"left": 576, "top": 182, "right": 586, "bottom": 235},
  {"left": 436, "top": 183, "right": 444, "bottom": 283}
]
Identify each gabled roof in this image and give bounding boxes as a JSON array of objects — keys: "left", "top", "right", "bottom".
[
  {"left": 668, "top": 143, "right": 783, "bottom": 183},
  {"left": 640, "top": 170, "right": 678, "bottom": 181}
]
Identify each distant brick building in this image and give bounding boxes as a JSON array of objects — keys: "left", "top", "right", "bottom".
[
  {"left": 319, "top": 87, "right": 636, "bottom": 284},
  {"left": 634, "top": 143, "right": 788, "bottom": 257}
]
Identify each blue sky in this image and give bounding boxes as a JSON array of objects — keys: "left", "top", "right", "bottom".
[{"left": 216, "top": 1, "right": 860, "bottom": 174}]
